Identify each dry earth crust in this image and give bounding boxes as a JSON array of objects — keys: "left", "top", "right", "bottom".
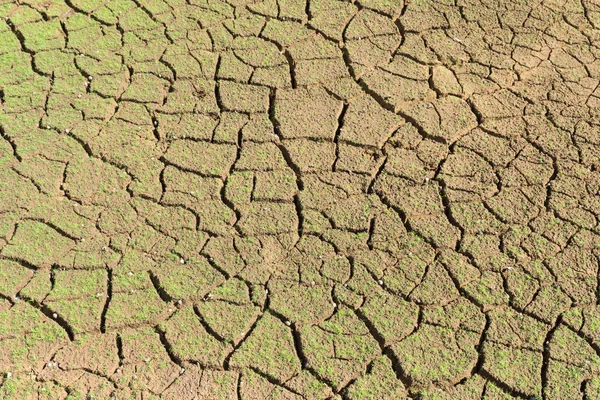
[{"left": 1, "top": 0, "right": 600, "bottom": 399}]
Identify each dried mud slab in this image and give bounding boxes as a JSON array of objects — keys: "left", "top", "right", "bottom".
[{"left": 1, "top": 0, "right": 600, "bottom": 398}]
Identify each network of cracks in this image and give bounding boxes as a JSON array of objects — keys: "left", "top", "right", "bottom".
[{"left": 1, "top": 0, "right": 600, "bottom": 398}]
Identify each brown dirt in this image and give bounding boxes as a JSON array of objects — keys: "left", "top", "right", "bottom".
[{"left": 1, "top": 0, "right": 600, "bottom": 399}]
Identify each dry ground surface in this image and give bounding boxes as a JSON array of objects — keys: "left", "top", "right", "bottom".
[{"left": 1, "top": 0, "right": 600, "bottom": 398}]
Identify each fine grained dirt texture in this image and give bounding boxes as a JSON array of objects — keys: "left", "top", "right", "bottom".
[{"left": 1, "top": 0, "right": 600, "bottom": 398}]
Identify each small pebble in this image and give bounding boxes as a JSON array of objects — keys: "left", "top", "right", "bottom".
[
  {"left": 180, "top": 368, "right": 185, "bottom": 374},
  {"left": 378, "top": 280, "right": 383, "bottom": 285},
  {"left": 128, "top": 271, "right": 133, "bottom": 276},
  {"left": 177, "top": 299, "right": 183, "bottom": 305},
  {"left": 332, "top": 302, "right": 337, "bottom": 308},
  {"left": 6, "top": 372, "right": 11, "bottom": 378},
  {"left": 310, "top": 281, "right": 315, "bottom": 286},
  {"left": 88, "top": 76, "right": 93, "bottom": 80},
  {"left": 52, "top": 313, "right": 58, "bottom": 319},
  {"left": 179, "top": 258, "right": 185, "bottom": 264},
  {"left": 285, "top": 320, "right": 291, "bottom": 326}
]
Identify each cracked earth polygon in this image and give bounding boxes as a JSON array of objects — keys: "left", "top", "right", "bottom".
[{"left": 1, "top": 0, "right": 600, "bottom": 399}]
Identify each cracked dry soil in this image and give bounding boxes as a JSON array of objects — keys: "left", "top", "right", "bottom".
[{"left": 1, "top": 0, "right": 600, "bottom": 398}]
